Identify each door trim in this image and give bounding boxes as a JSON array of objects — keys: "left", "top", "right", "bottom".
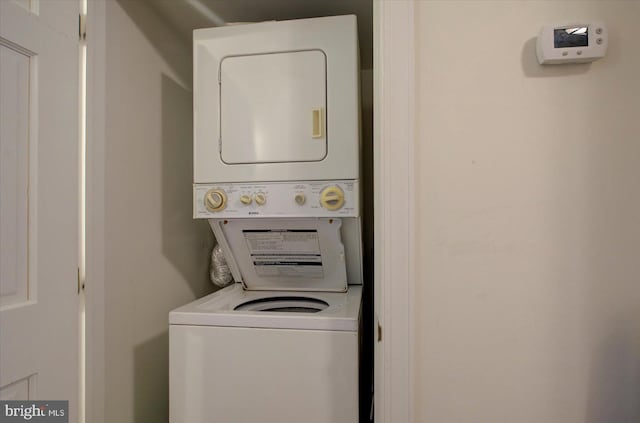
[
  {"left": 84, "top": 1, "right": 106, "bottom": 422},
  {"left": 374, "top": 1, "right": 415, "bottom": 422}
]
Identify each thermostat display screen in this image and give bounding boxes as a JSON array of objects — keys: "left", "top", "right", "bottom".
[{"left": 554, "top": 27, "right": 589, "bottom": 48}]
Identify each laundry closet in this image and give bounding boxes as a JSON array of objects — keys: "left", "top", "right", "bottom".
[{"left": 87, "top": 1, "right": 373, "bottom": 423}]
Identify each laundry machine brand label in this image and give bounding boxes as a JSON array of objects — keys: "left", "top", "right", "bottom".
[{"left": 243, "top": 229, "right": 324, "bottom": 278}]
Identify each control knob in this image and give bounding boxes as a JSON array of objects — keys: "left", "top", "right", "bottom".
[
  {"left": 294, "top": 193, "right": 306, "bottom": 205},
  {"left": 319, "top": 186, "right": 345, "bottom": 211},
  {"left": 254, "top": 192, "right": 267, "bottom": 206},
  {"left": 204, "top": 189, "right": 227, "bottom": 212}
]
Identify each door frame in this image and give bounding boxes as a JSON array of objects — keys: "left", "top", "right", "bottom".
[
  {"left": 373, "top": 1, "right": 416, "bottom": 422},
  {"left": 84, "top": 1, "right": 106, "bottom": 422},
  {"left": 84, "top": 1, "right": 417, "bottom": 422}
]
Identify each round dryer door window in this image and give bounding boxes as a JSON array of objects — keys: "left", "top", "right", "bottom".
[{"left": 234, "top": 297, "right": 329, "bottom": 313}]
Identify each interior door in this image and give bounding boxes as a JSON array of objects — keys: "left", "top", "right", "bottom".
[
  {"left": 0, "top": 0, "right": 80, "bottom": 419},
  {"left": 220, "top": 49, "right": 327, "bottom": 164}
]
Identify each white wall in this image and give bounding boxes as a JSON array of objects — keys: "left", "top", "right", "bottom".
[
  {"left": 95, "top": 1, "right": 213, "bottom": 422},
  {"left": 414, "top": 1, "right": 640, "bottom": 422}
]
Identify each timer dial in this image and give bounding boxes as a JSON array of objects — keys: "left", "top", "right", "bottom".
[
  {"left": 204, "top": 189, "right": 227, "bottom": 212},
  {"left": 254, "top": 192, "right": 267, "bottom": 205},
  {"left": 320, "top": 186, "right": 345, "bottom": 210}
]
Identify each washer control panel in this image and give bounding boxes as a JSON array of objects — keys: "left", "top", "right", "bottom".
[{"left": 194, "top": 180, "right": 359, "bottom": 218}]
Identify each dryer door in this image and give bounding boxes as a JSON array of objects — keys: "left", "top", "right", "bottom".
[{"left": 219, "top": 49, "right": 327, "bottom": 164}]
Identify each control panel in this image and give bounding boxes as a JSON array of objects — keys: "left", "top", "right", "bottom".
[{"left": 194, "top": 180, "right": 359, "bottom": 218}]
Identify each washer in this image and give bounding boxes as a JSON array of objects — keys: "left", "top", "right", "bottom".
[
  {"left": 169, "top": 285, "right": 361, "bottom": 422},
  {"left": 169, "top": 212, "right": 362, "bottom": 422}
]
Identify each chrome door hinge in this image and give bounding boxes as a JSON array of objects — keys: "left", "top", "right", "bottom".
[{"left": 79, "top": 13, "right": 87, "bottom": 41}]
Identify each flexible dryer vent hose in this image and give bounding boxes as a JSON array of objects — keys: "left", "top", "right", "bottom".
[{"left": 210, "top": 243, "right": 233, "bottom": 287}]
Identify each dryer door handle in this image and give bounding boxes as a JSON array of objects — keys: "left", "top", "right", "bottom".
[{"left": 312, "top": 108, "right": 324, "bottom": 139}]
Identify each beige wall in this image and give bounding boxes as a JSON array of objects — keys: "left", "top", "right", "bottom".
[
  {"left": 414, "top": 1, "right": 640, "bottom": 422},
  {"left": 102, "top": 1, "right": 213, "bottom": 422}
]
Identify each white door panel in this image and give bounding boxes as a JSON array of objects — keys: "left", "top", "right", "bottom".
[
  {"left": 0, "top": 0, "right": 80, "bottom": 420},
  {"left": 0, "top": 44, "right": 30, "bottom": 308}
]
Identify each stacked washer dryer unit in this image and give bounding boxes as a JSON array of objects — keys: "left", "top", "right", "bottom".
[{"left": 169, "top": 15, "right": 362, "bottom": 423}]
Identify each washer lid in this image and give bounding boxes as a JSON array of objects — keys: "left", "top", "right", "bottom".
[{"left": 210, "top": 218, "right": 348, "bottom": 292}]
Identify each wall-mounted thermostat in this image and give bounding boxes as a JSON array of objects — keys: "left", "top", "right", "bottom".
[{"left": 536, "top": 22, "right": 607, "bottom": 65}]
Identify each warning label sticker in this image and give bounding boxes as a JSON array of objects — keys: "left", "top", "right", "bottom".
[{"left": 243, "top": 229, "right": 324, "bottom": 278}]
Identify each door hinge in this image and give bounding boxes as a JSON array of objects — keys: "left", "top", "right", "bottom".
[
  {"left": 79, "top": 13, "right": 87, "bottom": 41},
  {"left": 377, "top": 321, "right": 382, "bottom": 342},
  {"left": 77, "top": 267, "right": 86, "bottom": 295}
]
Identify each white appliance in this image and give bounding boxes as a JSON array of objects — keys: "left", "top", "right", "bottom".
[
  {"left": 170, "top": 15, "right": 362, "bottom": 423},
  {"left": 170, "top": 284, "right": 361, "bottom": 422},
  {"left": 193, "top": 14, "right": 360, "bottom": 183}
]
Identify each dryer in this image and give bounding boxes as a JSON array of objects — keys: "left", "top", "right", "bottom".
[
  {"left": 193, "top": 14, "right": 360, "bottom": 184},
  {"left": 170, "top": 14, "right": 362, "bottom": 423}
]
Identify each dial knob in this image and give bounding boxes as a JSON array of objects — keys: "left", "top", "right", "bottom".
[
  {"left": 254, "top": 192, "right": 267, "bottom": 205},
  {"left": 204, "top": 189, "right": 227, "bottom": 212},
  {"left": 319, "top": 186, "right": 345, "bottom": 210},
  {"left": 240, "top": 194, "right": 252, "bottom": 205},
  {"left": 294, "top": 193, "right": 306, "bottom": 205}
]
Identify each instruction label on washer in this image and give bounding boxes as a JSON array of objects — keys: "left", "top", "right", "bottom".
[{"left": 243, "top": 229, "right": 324, "bottom": 278}]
